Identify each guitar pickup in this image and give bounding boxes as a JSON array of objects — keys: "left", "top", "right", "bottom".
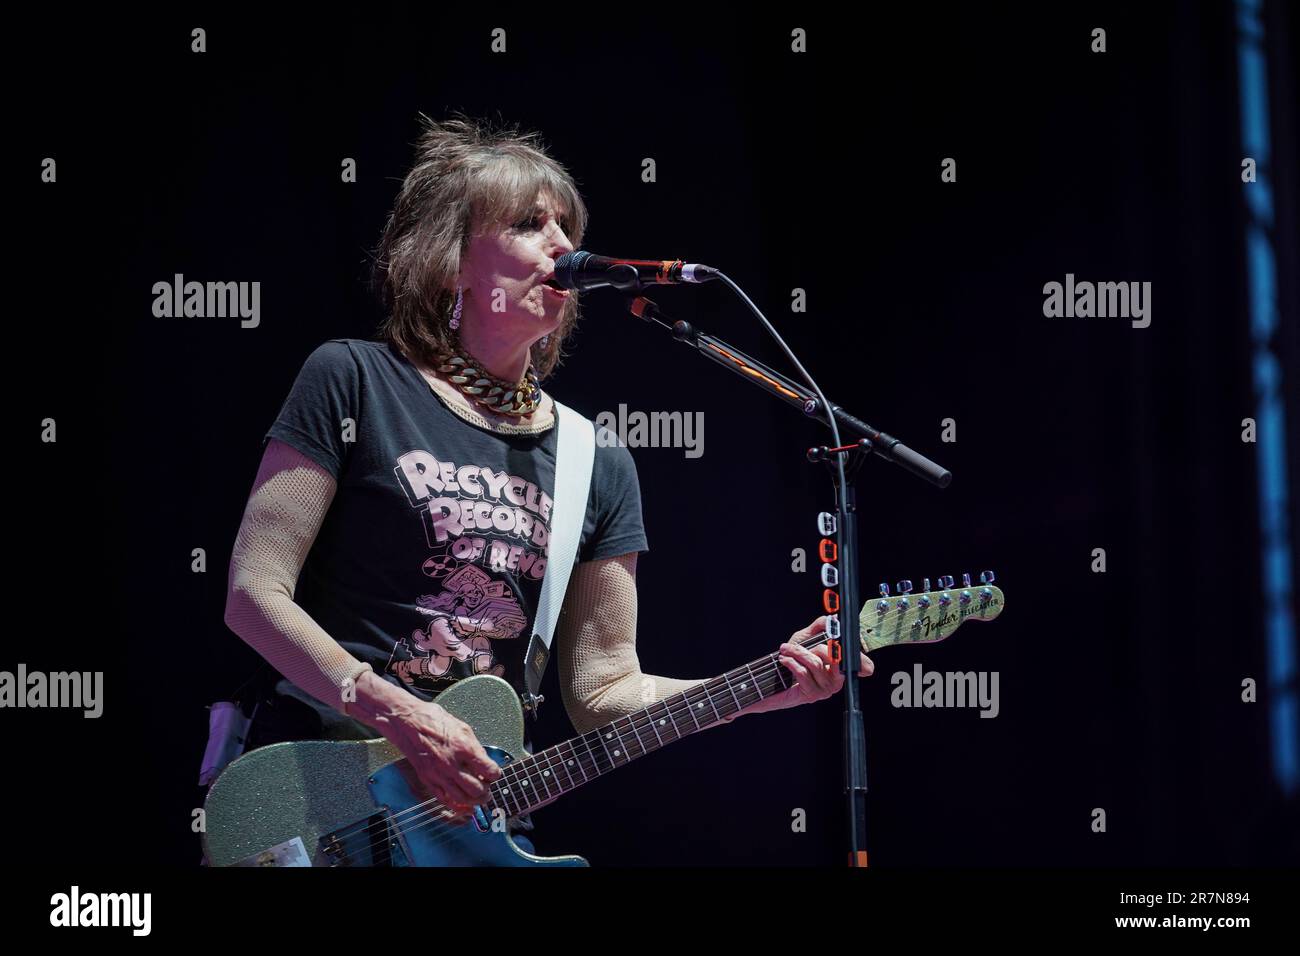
[{"left": 320, "top": 808, "right": 410, "bottom": 867}]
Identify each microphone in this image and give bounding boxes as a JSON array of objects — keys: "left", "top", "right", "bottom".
[{"left": 552, "top": 251, "right": 719, "bottom": 292}]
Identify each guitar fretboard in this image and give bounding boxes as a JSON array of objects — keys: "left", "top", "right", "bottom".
[{"left": 485, "top": 641, "right": 807, "bottom": 818}]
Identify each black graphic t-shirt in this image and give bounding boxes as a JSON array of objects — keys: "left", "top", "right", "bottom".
[{"left": 261, "top": 338, "right": 648, "bottom": 733}]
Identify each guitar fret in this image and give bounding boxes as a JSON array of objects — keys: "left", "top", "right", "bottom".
[
  {"left": 625, "top": 714, "right": 649, "bottom": 756},
  {"left": 531, "top": 753, "right": 556, "bottom": 802},
  {"left": 517, "top": 763, "right": 541, "bottom": 806},
  {"left": 546, "top": 752, "right": 566, "bottom": 795},
  {"left": 593, "top": 728, "right": 614, "bottom": 767},
  {"left": 664, "top": 699, "right": 684, "bottom": 737},
  {"left": 683, "top": 688, "right": 704, "bottom": 731},
  {"left": 774, "top": 653, "right": 794, "bottom": 691},
  {"left": 703, "top": 683, "right": 724, "bottom": 723},
  {"left": 580, "top": 730, "right": 603, "bottom": 777},
  {"left": 743, "top": 662, "right": 765, "bottom": 701},
  {"left": 551, "top": 750, "right": 572, "bottom": 795},
  {"left": 558, "top": 742, "right": 582, "bottom": 788},
  {"left": 549, "top": 746, "right": 571, "bottom": 792},
  {"left": 572, "top": 739, "right": 592, "bottom": 783},
  {"left": 720, "top": 671, "right": 743, "bottom": 714},
  {"left": 590, "top": 729, "right": 616, "bottom": 774},
  {"left": 605, "top": 722, "right": 628, "bottom": 763},
  {"left": 495, "top": 770, "right": 522, "bottom": 816},
  {"left": 617, "top": 720, "right": 636, "bottom": 759},
  {"left": 646, "top": 703, "right": 665, "bottom": 748},
  {"left": 507, "top": 767, "right": 527, "bottom": 815}
]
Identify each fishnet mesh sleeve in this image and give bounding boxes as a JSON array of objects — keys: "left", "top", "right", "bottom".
[
  {"left": 223, "top": 438, "right": 373, "bottom": 710},
  {"left": 556, "top": 553, "right": 733, "bottom": 735}
]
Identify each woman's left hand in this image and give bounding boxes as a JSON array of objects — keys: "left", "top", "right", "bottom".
[{"left": 728, "top": 615, "right": 874, "bottom": 720}]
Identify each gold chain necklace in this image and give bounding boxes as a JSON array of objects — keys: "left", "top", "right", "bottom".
[{"left": 429, "top": 343, "right": 542, "bottom": 417}]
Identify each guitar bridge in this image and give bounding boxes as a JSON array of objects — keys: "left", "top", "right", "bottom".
[{"left": 320, "top": 807, "right": 410, "bottom": 867}]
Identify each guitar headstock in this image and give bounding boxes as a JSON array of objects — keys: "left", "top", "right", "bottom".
[{"left": 858, "top": 571, "right": 1004, "bottom": 653}]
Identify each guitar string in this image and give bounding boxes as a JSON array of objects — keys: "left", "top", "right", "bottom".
[
  {"left": 327, "top": 668, "right": 793, "bottom": 864},
  {"left": 324, "top": 641, "right": 813, "bottom": 851},
  {"left": 324, "top": 633, "right": 861, "bottom": 863},
  {"left": 327, "top": 616, "right": 940, "bottom": 865},
  {"left": 321, "top": 600, "right": 987, "bottom": 862},
  {"left": 335, "top": 613, "right": 978, "bottom": 866},
  {"left": 327, "top": 662, "right": 791, "bottom": 861},
  {"left": 325, "top": 624, "right": 901, "bottom": 863}
]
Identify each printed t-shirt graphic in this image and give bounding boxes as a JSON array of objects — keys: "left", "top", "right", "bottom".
[{"left": 387, "top": 449, "right": 554, "bottom": 694}]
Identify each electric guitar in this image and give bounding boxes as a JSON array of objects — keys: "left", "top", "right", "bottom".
[{"left": 203, "top": 574, "right": 1005, "bottom": 866}]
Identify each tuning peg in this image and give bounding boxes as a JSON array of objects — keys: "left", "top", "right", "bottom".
[
  {"left": 979, "top": 587, "right": 993, "bottom": 603},
  {"left": 960, "top": 590, "right": 972, "bottom": 605},
  {"left": 918, "top": 594, "right": 932, "bottom": 609},
  {"left": 979, "top": 570, "right": 996, "bottom": 584},
  {"left": 940, "top": 575, "right": 955, "bottom": 589},
  {"left": 896, "top": 580, "right": 913, "bottom": 595},
  {"left": 939, "top": 591, "right": 952, "bottom": 606},
  {"left": 878, "top": 582, "right": 890, "bottom": 597},
  {"left": 961, "top": 572, "right": 972, "bottom": 587},
  {"left": 922, "top": 577, "right": 932, "bottom": 592}
]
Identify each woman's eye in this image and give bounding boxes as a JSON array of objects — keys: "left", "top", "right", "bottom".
[{"left": 515, "top": 215, "right": 543, "bottom": 230}]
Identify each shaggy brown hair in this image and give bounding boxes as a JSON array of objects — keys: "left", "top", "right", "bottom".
[{"left": 371, "top": 113, "right": 588, "bottom": 382}]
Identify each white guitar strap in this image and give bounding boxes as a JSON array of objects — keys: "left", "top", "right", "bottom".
[{"left": 522, "top": 400, "right": 595, "bottom": 718}]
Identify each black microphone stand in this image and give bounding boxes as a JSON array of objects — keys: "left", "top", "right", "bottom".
[{"left": 620, "top": 289, "right": 950, "bottom": 867}]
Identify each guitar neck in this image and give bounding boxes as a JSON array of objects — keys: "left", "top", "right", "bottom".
[
  {"left": 485, "top": 580, "right": 1004, "bottom": 819},
  {"left": 486, "top": 643, "right": 805, "bottom": 818}
]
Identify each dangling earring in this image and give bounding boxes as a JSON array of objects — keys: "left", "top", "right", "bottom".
[
  {"left": 450, "top": 285, "right": 463, "bottom": 331},
  {"left": 539, "top": 334, "right": 549, "bottom": 348}
]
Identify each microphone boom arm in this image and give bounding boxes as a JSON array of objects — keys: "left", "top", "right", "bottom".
[{"left": 625, "top": 296, "right": 952, "bottom": 488}]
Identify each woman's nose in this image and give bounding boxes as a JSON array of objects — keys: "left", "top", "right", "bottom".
[{"left": 548, "top": 223, "right": 575, "bottom": 257}]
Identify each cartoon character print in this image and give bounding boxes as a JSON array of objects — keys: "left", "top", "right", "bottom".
[{"left": 388, "top": 561, "right": 528, "bottom": 690}]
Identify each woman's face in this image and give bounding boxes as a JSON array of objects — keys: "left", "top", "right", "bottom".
[{"left": 458, "top": 191, "right": 576, "bottom": 343}]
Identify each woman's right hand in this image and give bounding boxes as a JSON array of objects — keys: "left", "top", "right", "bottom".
[
  {"left": 346, "top": 671, "right": 503, "bottom": 822},
  {"left": 386, "top": 699, "right": 503, "bottom": 821}
]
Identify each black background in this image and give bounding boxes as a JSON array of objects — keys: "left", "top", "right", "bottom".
[{"left": 10, "top": 1, "right": 1299, "bottom": 870}]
